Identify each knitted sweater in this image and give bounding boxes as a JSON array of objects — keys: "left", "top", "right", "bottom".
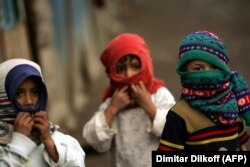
[{"left": 158, "top": 100, "right": 249, "bottom": 151}]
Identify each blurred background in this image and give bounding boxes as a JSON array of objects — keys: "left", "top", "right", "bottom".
[{"left": 1, "top": 0, "right": 250, "bottom": 166}]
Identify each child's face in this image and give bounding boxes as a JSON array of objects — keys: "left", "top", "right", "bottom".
[
  {"left": 116, "top": 55, "right": 141, "bottom": 77},
  {"left": 186, "top": 60, "right": 217, "bottom": 71},
  {"left": 15, "top": 77, "right": 39, "bottom": 107}
]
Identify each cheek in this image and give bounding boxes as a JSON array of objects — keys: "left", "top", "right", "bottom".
[
  {"left": 34, "top": 95, "right": 39, "bottom": 104},
  {"left": 16, "top": 97, "right": 24, "bottom": 105},
  {"left": 131, "top": 70, "right": 140, "bottom": 76}
]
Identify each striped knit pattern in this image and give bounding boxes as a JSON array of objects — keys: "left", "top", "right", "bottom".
[
  {"left": 158, "top": 120, "right": 248, "bottom": 151},
  {"left": 157, "top": 99, "right": 249, "bottom": 151},
  {"left": 178, "top": 30, "right": 229, "bottom": 65},
  {"left": 0, "top": 91, "right": 15, "bottom": 120}
]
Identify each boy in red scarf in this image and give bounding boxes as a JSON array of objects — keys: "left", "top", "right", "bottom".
[{"left": 83, "top": 33, "right": 175, "bottom": 167}]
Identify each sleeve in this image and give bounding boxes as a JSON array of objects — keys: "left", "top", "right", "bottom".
[
  {"left": 157, "top": 111, "right": 187, "bottom": 151},
  {"left": 0, "top": 132, "right": 36, "bottom": 167},
  {"left": 147, "top": 87, "right": 176, "bottom": 136},
  {"left": 43, "top": 131, "right": 86, "bottom": 167},
  {"left": 238, "top": 121, "right": 249, "bottom": 145},
  {"left": 82, "top": 99, "right": 116, "bottom": 152}
]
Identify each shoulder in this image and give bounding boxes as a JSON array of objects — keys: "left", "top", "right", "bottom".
[
  {"left": 171, "top": 99, "right": 206, "bottom": 120},
  {"left": 171, "top": 100, "right": 192, "bottom": 114},
  {"left": 154, "top": 87, "right": 172, "bottom": 95},
  {"left": 153, "top": 87, "right": 175, "bottom": 101},
  {"left": 171, "top": 100, "right": 215, "bottom": 133}
]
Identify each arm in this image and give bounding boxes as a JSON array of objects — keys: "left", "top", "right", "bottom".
[
  {"left": 43, "top": 131, "right": 85, "bottom": 167},
  {"left": 32, "top": 111, "right": 85, "bottom": 166},
  {"left": 238, "top": 119, "right": 249, "bottom": 151},
  {"left": 83, "top": 86, "right": 133, "bottom": 152},
  {"left": 104, "top": 86, "right": 131, "bottom": 126},
  {"left": 83, "top": 100, "right": 116, "bottom": 152},
  {"left": 158, "top": 111, "right": 187, "bottom": 151},
  {"left": 33, "top": 111, "right": 59, "bottom": 162}
]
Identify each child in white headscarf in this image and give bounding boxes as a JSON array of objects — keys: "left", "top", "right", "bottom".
[{"left": 0, "top": 58, "right": 85, "bottom": 167}]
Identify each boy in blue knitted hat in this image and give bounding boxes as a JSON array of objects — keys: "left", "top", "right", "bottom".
[{"left": 158, "top": 30, "right": 250, "bottom": 151}]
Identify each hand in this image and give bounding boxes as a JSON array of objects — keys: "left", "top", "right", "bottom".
[
  {"left": 131, "top": 81, "right": 156, "bottom": 119},
  {"left": 32, "top": 111, "right": 52, "bottom": 144},
  {"left": 131, "top": 81, "right": 152, "bottom": 108},
  {"left": 14, "top": 112, "right": 34, "bottom": 137},
  {"left": 110, "top": 86, "right": 134, "bottom": 114},
  {"left": 104, "top": 86, "right": 134, "bottom": 126}
]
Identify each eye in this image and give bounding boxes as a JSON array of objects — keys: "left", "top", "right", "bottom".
[
  {"left": 192, "top": 67, "right": 203, "bottom": 71},
  {"left": 32, "top": 87, "right": 40, "bottom": 95},
  {"left": 116, "top": 64, "right": 126, "bottom": 74},
  {"left": 15, "top": 89, "right": 23, "bottom": 98},
  {"left": 187, "top": 65, "right": 204, "bottom": 71},
  {"left": 131, "top": 62, "right": 141, "bottom": 70},
  {"left": 130, "top": 58, "right": 141, "bottom": 70}
]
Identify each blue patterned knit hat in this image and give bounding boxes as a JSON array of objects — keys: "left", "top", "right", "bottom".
[{"left": 177, "top": 30, "right": 230, "bottom": 73}]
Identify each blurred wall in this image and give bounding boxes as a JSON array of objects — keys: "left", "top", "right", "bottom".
[{"left": 0, "top": 0, "right": 105, "bottom": 141}]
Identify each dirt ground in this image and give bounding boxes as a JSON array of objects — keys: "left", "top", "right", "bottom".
[{"left": 80, "top": 0, "right": 250, "bottom": 166}]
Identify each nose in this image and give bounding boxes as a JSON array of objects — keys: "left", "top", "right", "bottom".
[
  {"left": 23, "top": 93, "right": 35, "bottom": 105},
  {"left": 125, "top": 69, "right": 135, "bottom": 77}
]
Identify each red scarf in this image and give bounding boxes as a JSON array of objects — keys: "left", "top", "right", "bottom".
[{"left": 100, "top": 33, "right": 165, "bottom": 101}]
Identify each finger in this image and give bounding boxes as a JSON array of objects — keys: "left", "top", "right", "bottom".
[
  {"left": 16, "top": 112, "right": 29, "bottom": 120},
  {"left": 33, "top": 120, "right": 50, "bottom": 132},
  {"left": 16, "top": 112, "right": 32, "bottom": 123},
  {"left": 33, "top": 111, "right": 47, "bottom": 116},
  {"left": 119, "top": 85, "right": 129, "bottom": 92},
  {"left": 33, "top": 116, "right": 44, "bottom": 123},
  {"left": 28, "top": 119, "right": 35, "bottom": 126},
  {"left": 113, "top": 88, "right": 120, "bottom": 96},
  {"left": 130, "top": 84, "right": 137, "bottom": 92},
  {"left": 138, "top": 81, "right": 146, "bottom": 90},
  {"left": 34, "top": 112, "right": 48, "bottom": 119},
  {"left": 32, "top": 123, "right": 43, "bottom": 130}
]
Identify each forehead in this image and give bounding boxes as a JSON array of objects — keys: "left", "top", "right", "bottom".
[
  {"left": 19, "top": 77, "right": 39, "bottom": 87},
  {"left": 117, "top": 54, "right": 140, "bottom": 63}
]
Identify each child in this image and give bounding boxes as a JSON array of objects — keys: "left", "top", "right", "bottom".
[
  {"left": 158, "top": 30, "right": 250, "bottom": 151},
  {"left": 0, "top": 58, "right": 85, "bottom": 166},
  {"left": 83, "top": 33, "right": 175, "bottom": 167}
]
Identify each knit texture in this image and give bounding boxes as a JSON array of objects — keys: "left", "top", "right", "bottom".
[
  {"left": 177, "top": 30, "right": 229, "bottom": 73},
  {"left": 176, "top": 30, "right": 250, "bottom": 126}
]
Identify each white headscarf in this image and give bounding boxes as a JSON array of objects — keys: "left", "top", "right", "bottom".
[{"left": 0, "top": 58, "right": 42, "bottom": 121}]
